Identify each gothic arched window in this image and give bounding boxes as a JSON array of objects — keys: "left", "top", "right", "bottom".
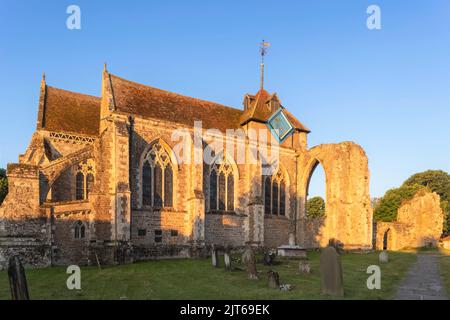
[
  {"left": 142, "top": 142, "right": 174, "bottom": 208},
  {"left": 262, "top": 170, "right": 287, "bottom": 216},
  {"left": 209, "top": 157, "right": 234, "bottom": 212},
  {"left": 75, "top": 172, "right": 84, "bottom": 200},
  {"left": 86, "top": 173, "right": 94, "bottom": 199},
  {"left": 74, "top": 221, "right": 86, "bottom": 239},
  {"left": 75, "top": 159, "right": 95, "bottom": 200}
]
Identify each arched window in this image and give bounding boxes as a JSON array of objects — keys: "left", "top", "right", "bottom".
[
  {"left": 86, "top": 173, "right": 94, "bottom": 199},
  {"left": 142, "top": 142, "right": 174, "bottom": 208},
  {"left": 74, "top": 221, "right": 86, "bottom": 239},
  {"left": 262, "top": 170, "right": 287, "bottom": 216},
  {"left": 209, "top": 156, "right": 234, "bottom": 212},
  {"left": 75, "top": 172, "right": 84, "bottom": 200},
  {"left": 75, "top": 159, "right": 95, "bottom": 200}
]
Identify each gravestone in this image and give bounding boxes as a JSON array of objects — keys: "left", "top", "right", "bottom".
[
  {"left": 379, "top": 250, "right": 389, "bottom": 263},
  {"left": 263, "top": 250, "right": 275, "bottom": 266},
  {"left": 298, "top": 260, "right": 311, "bottom": 274},
  {"left": 319, "top": 246, "right": 344, "bottom": 297},
  {"left": 8, "top": 256, "right": 30, "bottom": 300},
  {"left": 267, "top": 270, "right": 280, "bottom": 289},
  {"left": 224, "top": 246, "right": 232, "bottom": 271},
  {"left": 242, "top": 247, "right": 258, "bottom": 280},
  {"left": 328, "top": 238, "right": 345, "bottom": 255},
  {"left": 211, "top": 245, "right": 219, "bottom": 268}
]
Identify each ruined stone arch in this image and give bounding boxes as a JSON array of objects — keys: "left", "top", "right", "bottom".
[
  {"left": 297, "top": 142, "right": 373, "bottom": 249},
  {"left": 137, "top": 137, "right": 179, "bottom": 209}
]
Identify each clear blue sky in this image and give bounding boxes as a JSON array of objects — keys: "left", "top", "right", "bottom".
[{"left": 0, "top": 0, "right": 449, "bottom": 198}]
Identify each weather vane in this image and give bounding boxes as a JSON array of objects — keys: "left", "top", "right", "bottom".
[{"left": 259, "top": 40, "right": 270, "bottom": 90}]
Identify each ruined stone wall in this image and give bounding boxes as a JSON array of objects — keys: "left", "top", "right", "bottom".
[
  {"left": 303, "top": 216, "right": 325, "bottom": 248},
  {"left": 0, "top": 164, "right": 51, "bottom": 268},
  {"left": 375, "top": 190, "right": 443, "bottom": 250},
  {"left": 297, "top": 142, "right": 373, "bottom": 249}
]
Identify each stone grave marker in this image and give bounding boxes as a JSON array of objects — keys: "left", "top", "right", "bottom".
[
  {"left": 224, "top": 246, "right": 232, "bottom": 271},
  {"left": 298, "top": 260, "right": 311, "bottom": 274},
  {"left": 379, "top": 250, "right": 389, "bottom": 263},
  {"left": 211, "top": 244, "right": 219, "bottom": 268},
  {"left": 8, "top": 256, "right": 30, "bottom": 300},
  {"left": 242, "top": 247, "right": 258, "bottom": 280},
  {"left": 319, "top": 246, "right": 344, "bottom": 297},
  {"left": 263, "top": 250, "right": 275, "bottom": 266},
  {"left": 267, "top": 270, "right": 280, "bottom": 289}
]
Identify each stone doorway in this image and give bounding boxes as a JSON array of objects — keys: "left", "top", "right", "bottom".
[{"left": 383, "top": 229, "right": 390, "bottom": 250}]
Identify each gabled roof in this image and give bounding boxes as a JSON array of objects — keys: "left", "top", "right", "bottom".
[
  {"left": 240, "top": 89, "right": 310, "bottom": 133},
  {"left": 107, "top": 73, "right": 243, "bottom": 132},
  {"left": 35, "top": 70, "right": 309, "bottom": 137},
  {"left": 37, "top": 82, "right": 100, "bottom": 136}
]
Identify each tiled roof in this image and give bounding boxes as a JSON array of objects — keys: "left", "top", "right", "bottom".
[
  {"left": 108, "top": 74, "right": 243, "bottom": 131},
  {"left": 240, "top": 89, "right": 310, "bottom": 133},
  {"left": 40, "top": 86, "right": 100, "bottom": 136},
  {"left": 37, "top": 71, "right": 309, "bottom": 136}
]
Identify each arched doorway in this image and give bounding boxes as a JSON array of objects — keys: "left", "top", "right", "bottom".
[
  {"left": 383, "top": 229, "right": 390, "bottom": 250},
  {"left": 305, "top": 160, "right": 326, "bottom": 219}
]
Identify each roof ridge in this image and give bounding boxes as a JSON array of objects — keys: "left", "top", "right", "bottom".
[{"left": 109, "top": 73, "right": 243, "bottom": 113}]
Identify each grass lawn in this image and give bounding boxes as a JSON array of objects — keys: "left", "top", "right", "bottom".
[
  {"left": 0, "top": 251, "right": 416, "bottom": 300},
  {"left": 439, "top": 249, "right": 450, "bottom": 295}
]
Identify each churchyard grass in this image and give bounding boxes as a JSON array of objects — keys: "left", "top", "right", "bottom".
[
  {"left": 0, "top": 251, "right": 416, "bottom": 300},
  {"left": 439, "top": 249, "right": 450, "bottom": 295}
]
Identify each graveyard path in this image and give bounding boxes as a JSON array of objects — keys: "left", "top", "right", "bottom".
[{"left": 395, "top": 253, "right": 448, "bottom": 300}]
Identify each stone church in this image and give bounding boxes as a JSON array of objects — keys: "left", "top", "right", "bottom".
[{"left": 0, "top": 66, "right": 373, "bottom": 267}]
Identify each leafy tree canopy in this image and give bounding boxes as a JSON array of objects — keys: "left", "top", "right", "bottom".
[
  {"left": 402, "top": 170, "right": 450, "bottom": 233},
  {"left": 374, "top": 170, "right": 450, "bottom": 234},
  {"left": 0, "top": 168, "right": 7, "bottom": 204},
  {"left": 306, "top": 196, "right": 325, "bottom": 219},
  {"left": 373, "top": 184, "right": 426, "bottom": 222}
]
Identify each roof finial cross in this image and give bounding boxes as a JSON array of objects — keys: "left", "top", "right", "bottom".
[{"left": 259, "top": 40, "right": 270, "bottom": 90}]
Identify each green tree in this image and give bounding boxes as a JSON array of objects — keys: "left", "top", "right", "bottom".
[
  {"left": 306, "top": 196, "right": 325, "bottom": 218},
  {"left": 373, "top": 184, "right": 426, "bottom": 222},
  {"left": 402, "top": 170, "right": 450, "bottom": 233},
  {"left": 0, "top": 168, "right": 7, "bottom": 204}
]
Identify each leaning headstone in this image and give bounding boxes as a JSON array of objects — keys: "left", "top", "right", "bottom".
[
  {"left": 224, "top": 246, "right": 232, "bottom": 271},
  {"left": 298, "top": 260, "right": 311, "bottom": 274},
  {"left": 267, "top": 270, "right": 280, "bottom": 289},
  {"left": 319, "top": 246, "right": 344, "bottom": 297},
  {"left": 8, "top": 256, "right": 30, "bottom": 300},
  {"left": 263, "top": 250, "right": 275, "bottom": 266},
  {"left": 211, "top": 245, "right": 219, "bottom": 268},
  {"left": 379, "top": 250, "right": 389, "bottom": 263},
  {"left": 242, "top": 247, "right": 258, "bottom": 280}
]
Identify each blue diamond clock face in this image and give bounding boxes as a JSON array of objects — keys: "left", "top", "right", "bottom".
[{"left": 266, "top": 108, "right": 295, "bottom": 143}]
